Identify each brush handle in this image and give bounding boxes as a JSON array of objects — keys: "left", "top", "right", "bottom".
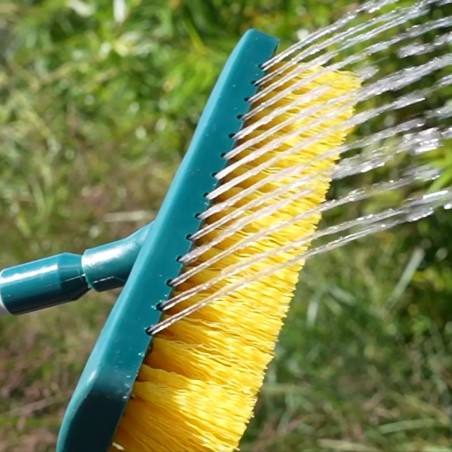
[{"left": 0, "top": 224, "right": 151, "bottom": 315}]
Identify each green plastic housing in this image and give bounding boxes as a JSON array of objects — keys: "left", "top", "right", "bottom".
[{"left": 57, "top": 29, "right": 279, "bottom": 452}]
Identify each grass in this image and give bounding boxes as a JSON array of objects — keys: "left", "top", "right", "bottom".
[
  {"left": 243, "top": 236, "right": 452, "bottom": 450},
  {"left": 1, "top": 1, "right": 451, "bottom": 450}
]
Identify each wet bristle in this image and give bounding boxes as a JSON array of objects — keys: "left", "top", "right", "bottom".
[{"left": 112, "top": 66, "right": 360, "bottom": 451}]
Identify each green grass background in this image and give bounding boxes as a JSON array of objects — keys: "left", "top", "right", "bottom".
[{"left": 0, "top": 1, "right": 451, "bottom": 450}]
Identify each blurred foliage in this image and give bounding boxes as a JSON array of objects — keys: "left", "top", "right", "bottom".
[{"left": 0, "top": 0, "right": 451, "bottom": 450}]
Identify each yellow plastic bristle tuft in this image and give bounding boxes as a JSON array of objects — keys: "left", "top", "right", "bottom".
[{"left": 112, "top": 66, "right": 360, "bottom": 451}]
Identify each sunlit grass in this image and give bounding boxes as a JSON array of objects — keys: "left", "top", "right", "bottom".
[
  {"left": 242, "top": 236, "right": 452, "bottom": 450},
  {"left": 0, "top": 1, "right": 451, "bottom": 450}
]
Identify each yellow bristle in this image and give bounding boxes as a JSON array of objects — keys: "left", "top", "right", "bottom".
[{"left": 113, "top": 66, "right": 361, "bottom": 451}]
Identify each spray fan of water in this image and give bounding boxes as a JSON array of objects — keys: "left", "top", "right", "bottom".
[{"left": 150, "top": 0, "right": 451, "bottom": 333}]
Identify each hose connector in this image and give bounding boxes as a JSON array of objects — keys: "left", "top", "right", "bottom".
[{"left": 0, "top": 224, "right": 150, "bottom": 315}]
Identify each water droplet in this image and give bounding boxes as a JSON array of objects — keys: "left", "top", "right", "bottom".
[
  {"left": 407, "top": 208, "right": 434, "bottom": 222},
  {"left": 397, "top": 42, "right": 426, "bottom": 57}
]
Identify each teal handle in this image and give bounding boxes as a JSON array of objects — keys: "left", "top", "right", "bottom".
[
  {"left": 0, "top": 253, "right": 88, "bottom": 315},
  {"left": 0, "top": 224, "right": 151, "bottom": 315}
]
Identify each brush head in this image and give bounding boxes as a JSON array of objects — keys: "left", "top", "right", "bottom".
[
  {"left": 57, "top": 30, "right": 279, "bottom": 452},
  {"left": 112, "top": 43, "right": 360, "bottom": 450}
]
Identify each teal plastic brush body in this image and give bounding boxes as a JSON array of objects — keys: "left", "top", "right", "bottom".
[{"left": 41, "top": 30, "right": 278, "bottom": 451}]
